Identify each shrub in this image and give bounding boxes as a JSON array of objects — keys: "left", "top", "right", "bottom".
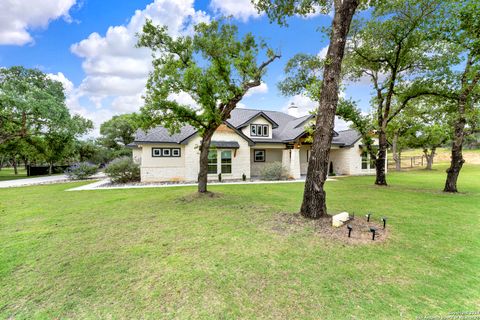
[
  {"left": 260, "top": 162, "right": 288, "bottom": 181},
  {"left": 65, "top": 162, "right": 98, "bottom": 180},
  {"left": 105, "top": 157, "right": 140, "bottom": 183}
]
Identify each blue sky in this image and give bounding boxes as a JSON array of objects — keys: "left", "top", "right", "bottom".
[{"left": 0, "top": 0, "right": 373, "bottom": 133}]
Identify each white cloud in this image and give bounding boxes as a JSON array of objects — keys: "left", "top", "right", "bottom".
[
  {"left": 210, "top": 0, "right": 261, "bottom": 22},
  {"left": 318, "top": 45, "right": 329, "bottom": 59},
  {"left": 0, "top": 0, "right": 77, "bottom": 45},
  {"left": 244, "top": 82, "right": 268, "bottom": 97},
  {"left": 68, "top": 0, "right": 210, "bottom": 134}
]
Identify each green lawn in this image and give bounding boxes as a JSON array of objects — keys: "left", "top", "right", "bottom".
[
  {"left": 0, "top": 167, "right": 28, "bottom": 181},
  {"left": 1, "top": 165, "right": 479, "bottom": 319}
]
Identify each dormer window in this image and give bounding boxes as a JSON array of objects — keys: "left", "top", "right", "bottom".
[{"left": 250, "top": 124, "right": 269, "bottom": 137}]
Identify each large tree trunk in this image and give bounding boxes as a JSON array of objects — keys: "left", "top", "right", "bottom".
[
  {"left": 444, "top": 100, "right": 466, "bottom": 192},
  {"left": 375, "top": 130, "right": 388, "bottom": 185},
  {"left": 49, "top": 162, "right": 53, "bottom": 176},
  {"left": 424, "top": 148, "right": 435, "bottom": 170},
  {"left": 392, "top": 131, "right": 401, "bottom": 171},
  {"left": 197, "top": 128, "right": 215, "bottom": 193},
  {"left": 300, "top": 0, "right": 359, "bottom": 219}
]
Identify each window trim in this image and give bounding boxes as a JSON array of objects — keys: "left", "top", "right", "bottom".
[
  {"left": 152, "top": 147, "right": 181, "bottom": 158},
  {"left": 221, "top": 150, "right": 232, "bottom": 174},
  {"left": 250, "top": 124, "right": 269, "bottom": 137},
  {"left": 207, "top": 149, "right": 234, "bottom": 175},
  {"left": 152, "top": 148, "right": 162, "bottom": 157},
  {"left": 171, "top": 148, "right": 181, "bottom": 157},
  {"left": 254, "top": 149, "right": 266, "bottom": 162}
]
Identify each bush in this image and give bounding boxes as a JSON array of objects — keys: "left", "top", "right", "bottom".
[
  {"left": 260, "top": 162, "right": 288, "bottom": 181},
  {"left": 105, "top": 157, "right": 140, "bottom": 183},
  {"left": 65, "top": 162, "right": 98, "bottom": 180}
]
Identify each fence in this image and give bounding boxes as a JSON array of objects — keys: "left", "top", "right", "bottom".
[{"left": 387, "top": 155, "right": 426, "bottom": 170}]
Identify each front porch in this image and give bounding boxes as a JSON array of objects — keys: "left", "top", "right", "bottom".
[{"left": 250, "top": 144, "right": 311, "bottom": 179}]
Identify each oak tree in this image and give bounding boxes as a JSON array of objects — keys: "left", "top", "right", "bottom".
[{"left": 138, "top": 19, "right": 279, "bottom": 193}]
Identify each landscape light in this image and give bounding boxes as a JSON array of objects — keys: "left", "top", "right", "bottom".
[
  {"left": 366, "top": 213, "right": 371, "bottom": 222},
  {"left": 347, "top": 224, "right": 353, "bottom": 238},
  {"left": 369, "top": 227, "right": 377, "bottom": 240},
  {"left": 349, "top": 212, "right": 355, "bottom": 220},
  {"left": 381, "top": 217, "right": 387, "bottom": 229}
]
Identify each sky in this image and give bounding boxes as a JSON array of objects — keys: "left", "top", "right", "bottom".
[{"left": 0, "top": 0, "right": 374, "bottom": 135}]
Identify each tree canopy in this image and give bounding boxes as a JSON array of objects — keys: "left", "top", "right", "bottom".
[{"left": 138, "top": 18, "right": 279, "bottom": 192}]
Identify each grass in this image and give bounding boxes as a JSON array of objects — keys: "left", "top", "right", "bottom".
[
  {"left": 1, "top": 164, "right": 479, "bottom": 319},
  {"left": 0, "top": 167, "right": 28, "bottom": 181}
]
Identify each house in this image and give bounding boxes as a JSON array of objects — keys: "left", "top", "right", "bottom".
[{"left": 129, "top": 108, "right": 381, "bottom": 182}]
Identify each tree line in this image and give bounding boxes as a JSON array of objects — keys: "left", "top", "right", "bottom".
[{"left": 0, "top": 67, "right": 143, "bottom": 175}]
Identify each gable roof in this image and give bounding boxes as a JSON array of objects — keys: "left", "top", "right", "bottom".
[
  {"left": 133, "top": 108, "right": 361, "bottom": 147},
  {"left": 333, "top": 129, "right": 362, "bottom": 147}
]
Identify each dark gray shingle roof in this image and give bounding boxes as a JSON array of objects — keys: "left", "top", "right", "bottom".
[
  {"left": 133, "top": 109, "right": 361, "bottom": 147},
  {"left": 134, "top": 125, "right": 196, "bottom": 144},
  {"left": 333, "top": 129, "right": 362, "bottom": 147}
]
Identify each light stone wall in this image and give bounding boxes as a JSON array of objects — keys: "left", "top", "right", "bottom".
[
  {"left": 241, "top": 115, "right": 273, "bottom": 139},
  {"left": 328, "top": 139, "right": 384, "bottom": 176},
  {"left": 250, "top": 148, "right": 283, "bottom": 176},
  {"left": 299, "top": 145, "right": 310, "bottom": 175},
  {"left": 132, "top": 148, "right": 142, "bottom": 165},
  {"left": 140, "top": 143, "right": 186, "bottom": 182},
  {"left": 183, "top": 127, "right": 251, "bottom": 181}
]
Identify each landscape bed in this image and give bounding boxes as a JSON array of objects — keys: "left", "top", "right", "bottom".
[{"left": 0, "top": 164, "right": 479, "bottom": 319}]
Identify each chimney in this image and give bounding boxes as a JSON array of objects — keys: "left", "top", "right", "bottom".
[{"left": 287, "top": 102, "right": 299, "bottom": 117}]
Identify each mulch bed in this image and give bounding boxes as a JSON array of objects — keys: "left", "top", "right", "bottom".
[{"left": 271, "top": 212, "right": 390, "bottom": 245}]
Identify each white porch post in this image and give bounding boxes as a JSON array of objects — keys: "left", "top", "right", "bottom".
[
  {"left": 282, "top": 149, "right": 291, "bottom": 173},
  {"left": 290, "top": 148, "right": 301, "bottom": 179}
]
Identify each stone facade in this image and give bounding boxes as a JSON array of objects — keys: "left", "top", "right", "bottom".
[{"left": 132, "top": 110, "right": 385, "bottom": 183}]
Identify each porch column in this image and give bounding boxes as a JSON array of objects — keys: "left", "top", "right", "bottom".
[
  {"left": 290, "top": 148, "right": 301, "bottom": 179},
  {"left": 282, "top": 149, "right": 291, "bottom": 172}
]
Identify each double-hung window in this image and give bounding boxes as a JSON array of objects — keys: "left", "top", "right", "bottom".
[
  {"left": 361, "top": 151, "right": 376, "bottom": 170},
  {"left": 208, "top": 150, "right": 233, "bottom": 174},
  {"left": 221, "top": 150, "right": 232, "bottom": 174},
  {"left": 208, "top": 150, "right": 218, "bottom": 174}
]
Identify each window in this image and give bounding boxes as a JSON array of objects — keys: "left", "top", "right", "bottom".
[
  {"left": 208, "top": 150, "right": 217, "bottom": 174},
  {"left": 152, "top": 148, "right": 162, "bottom": 157},
  {"left": 152, "top": 148, "right": 181, "bottom": 157},
  {"left": 221, "top": 150, "right": 232, "bottom": 173},
  {"left": 162, "top": 148, "right": 171, "bottom": 157},
  {"left": 254, "top": 150, "right": 265, "bottom": 162},
  {"left": 361, "top": 151, "right": 369, "bottom": 169},
  {"left": 250, "top": 124, "right": 269, "bottom": 137}
]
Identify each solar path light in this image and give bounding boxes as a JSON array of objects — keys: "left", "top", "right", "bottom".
[
  {"left": 381, "top": 217, "right": 387, "bottom": 229},
  {"left": 366, "top": 213, "right": 372, "bottom": 222},
  {"left": 347, "top": 224, "right": 353, "bottom": 238},
  {"left": 369, "top": 227, "right": 377, "bottom": 240}
]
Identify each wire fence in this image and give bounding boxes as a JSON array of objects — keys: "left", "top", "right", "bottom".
[{"left": 387, "top": 155, "right": 426, "bottom": 170}]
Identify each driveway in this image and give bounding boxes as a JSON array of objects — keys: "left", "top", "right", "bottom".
[{"left": 0, "top": 172, "right": 105, "bottom": 188}]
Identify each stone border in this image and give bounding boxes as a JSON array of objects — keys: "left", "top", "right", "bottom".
[{"left": 66, "top": 177, "right": 337, "bottom": 191}]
